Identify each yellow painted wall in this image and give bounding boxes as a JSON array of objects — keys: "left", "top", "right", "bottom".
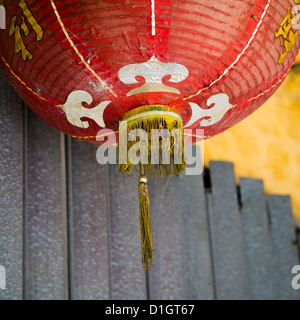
[{"left": 204, "top": 55, "right": 300, "bottom": 224}]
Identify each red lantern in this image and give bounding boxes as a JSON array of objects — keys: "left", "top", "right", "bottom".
[{"left": 1, "top": 0, "right": 299, "bottom": 269}]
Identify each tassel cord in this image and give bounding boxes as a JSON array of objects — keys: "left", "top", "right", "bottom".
[{"left": 138, "top": 173, "right": 153, "bottom": 271}]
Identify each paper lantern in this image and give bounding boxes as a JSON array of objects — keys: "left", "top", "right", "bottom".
[{"left": 1, "top": 0, "right": 299, "bottom": 269}]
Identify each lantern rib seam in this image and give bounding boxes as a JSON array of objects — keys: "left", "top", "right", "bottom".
[
  {"left": 50, "top": 0, "right": 118, "bottom": 98},
  {"left": 183, "top": 0, "right": 272, "bottom": 101},
  {"left": 0, "top": 54, "right": 47, "bottom": 102}
]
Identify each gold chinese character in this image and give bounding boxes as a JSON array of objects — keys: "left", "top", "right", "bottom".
[
  {"left": 275, "top": 6, "right": 299, "bottom": 64},
  {"left": 9, "top": 0, "right": 43, "bottom": 61}
]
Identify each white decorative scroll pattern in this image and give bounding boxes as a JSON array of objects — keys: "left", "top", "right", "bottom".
[
  {"left": 184, "top": 93, "right": 235, "bottom": 128},
  {"left": 57, "top": 90, "right": 111, "bottom": 129},
  {"left": 118, "top": 56, "right": 189, "bottom": 96},
  {"left": 0, "top": 5, "right": 5, "bottom": 30}
]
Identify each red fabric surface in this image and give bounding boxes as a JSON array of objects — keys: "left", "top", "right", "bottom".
[{"left": 0, "top": 0, "right": 299, "bottom": 145}]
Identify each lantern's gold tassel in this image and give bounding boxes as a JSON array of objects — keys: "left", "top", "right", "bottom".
[
  {"left": 119, "top": 105, "right": 186, "bottom": 179},
  {"left": 138, "top": 175, "right": 153, "bottom": 270},
  {"left": 118, "top": 105, "right": 186, "bottom": 271}
]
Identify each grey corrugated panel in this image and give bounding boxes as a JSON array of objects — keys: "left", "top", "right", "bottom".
[
  {"left": 148, "top": 176, "right": 188, "bottom": 300},
  {"left": 68, "top": 138, "right": 110, "bottom": 300},
  {"left": 209, "top": 161, "right": 249, "bottom": 300},
  {"left": 24, "top": 109, "right": 68, "bottom": 300},
  {"left": 240, "top": 178, "right": 277, "bottom": 300},
  {"left": 268, "top": 195, "right": 300, "bottom": 300},
  {"left": 178, "top": 163, "right": 214, "bottom": 300},
  {"left": 108, "top": 165, "right": 147, "bottom": 300},
  {"left": 0, "top": 71, "right": 24, "bottom": 300}
]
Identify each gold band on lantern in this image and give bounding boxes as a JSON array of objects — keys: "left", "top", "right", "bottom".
[{"left": 119, "top": 105, "right": 182, "bottom": 131}]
